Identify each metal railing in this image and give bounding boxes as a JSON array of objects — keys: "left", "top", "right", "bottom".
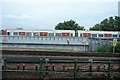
[{"left": 1, "top": 58, "right": 120, "bottom": 79}]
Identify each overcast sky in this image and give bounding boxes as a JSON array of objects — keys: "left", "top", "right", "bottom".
[{"left": 0, "top": 0, "right": 120, "bottom": 30}]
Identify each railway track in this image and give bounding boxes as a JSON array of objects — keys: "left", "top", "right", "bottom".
[{"left": 1, "top": 49, "right": 120, "bottom": 57}]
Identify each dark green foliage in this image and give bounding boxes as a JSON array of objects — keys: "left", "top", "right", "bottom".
[
  {"left": 55, "top": 20, "right": 85, "bottom": 30},
  {"left": 97, "top": 44, "right": 120, "bottom": 53},
  {"left": 97, "top": 45, "right": 111, "bottom": 53},
  {"left": 90, "top": 16, "right": 120, "bottom": 31},
  {"left": 115, "top": 44, "right": 120, "bottom": 53}
]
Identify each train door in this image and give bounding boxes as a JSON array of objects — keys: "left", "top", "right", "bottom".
[{"left": 75, "top": 30, "right": 78, "bottom": 37}]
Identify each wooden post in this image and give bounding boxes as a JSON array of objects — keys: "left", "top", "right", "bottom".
[
  {"left": 39, "top": 58, "right": 43, "bottom": 79},
  {"left": 108, "top": 61, "right": 111, "bottom": 78},
  {"left": 17, "top": 64, "right": 20, "bottom": 70},
  {"left": 3, "top": 58, "right": 6, "bottom": 79},
  {"left": 22, "top": 64, "right": 25, "bottom": 70},
  {"left": 97, "top": 64, "right": 100, "bottom": 72},
  {"left": 63, "top": 66, "right": 65, "bottom": 71},
  {"left": 35, "top": 64, "right": 38, "bottom": 71},
  {"left": 52, "top": 66, "right": 55, "bottom": 71},
  {"left": 74, "top": 59, "right": 77, "bottom": 80}
]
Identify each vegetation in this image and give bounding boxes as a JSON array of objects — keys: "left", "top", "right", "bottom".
[
  {"left": 97, "top": 45, "right": 111, "bottom": 53},
  {"left": 55, "top": 16, "right": 120, "bottom": 31},
  {"left": 54, "top": 16, "right": 120, "bottom": 53},
  {"left": 55, "top": 19, "right": 85, "bottom": 30},
  {"left": 114, "top": 44, "right": 120, "bottom": 53},
  {"left": 89, "top": 16, "right": 120, "bottom": 31},
  {"left": 97, "top": 44, "right": 120, "bottom": 53}
]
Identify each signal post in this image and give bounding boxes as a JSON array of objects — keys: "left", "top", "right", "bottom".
[{"left": 113, "top": 39, "right": 117, "bottom": 53}]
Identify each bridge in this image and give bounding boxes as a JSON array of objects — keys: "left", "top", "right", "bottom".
[{"left": 0, "top": 35, "right": 118, "bottom": 52}]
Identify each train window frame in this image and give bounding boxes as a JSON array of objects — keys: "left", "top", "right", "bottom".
[
  {"left": 92, "top": 34, "right": 97, "bottom": 37},
  {"left": 7, "top": 32, "right": 10, "bottom": 35},
  {"left": 104, "top": 34, "right": 112, "bottom": 37},
  {"left": 33, "top": 32, "right": 39, "bottom": 37},
  {"left": 48, "top": 33, "right": 54, "bottom": 36},
  {"left": 19, "top": 32, "right": 26, "bottom": 36},
  {"left": 80, "top": 34, "right": 82, "bottom": 37},
  {"left": 113, "top": 34, "right": 117, "bottom": 38},
  {"left": 83, "top": 33, "right": 91, "bottom": 38},
  {"left": 26, "top": 32, "right": 32, "bottom": 37},
  {"left": 56, "top": 33, "right": 61, "bottom": 36},
  {"left": 98, "top": 34, "right": 103, "bottom": 37},
  {"left": 71, "top": 33, "right": 73, "bottom": 37},
  {"left": 1, "top": 30, "right": 4, "bottom": 35},
  {"left": 62, "top": 32, "right": 70, "bottom": 37},
  {"left": 13, "top": 32, "right": 18, "bottom": 36},
  {"left": 40, "top": 32, "right": 48, "bottom": 36}
]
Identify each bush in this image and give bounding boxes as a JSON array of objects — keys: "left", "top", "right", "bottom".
[
  {"left": 97, "top": 45, "right": 111, "bottom": 53},
  {"left": 97, "top": 44, "right": 120, "bottom": 53},
  {"left": 115, "top": 44, "right": 120, "bottom": 53}
]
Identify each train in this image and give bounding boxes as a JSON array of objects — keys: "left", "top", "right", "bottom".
[{"left": 0, "top": 29, "right": 120, "bottom": 38}]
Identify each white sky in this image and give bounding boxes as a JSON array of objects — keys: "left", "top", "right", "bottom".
[{"left": 1, "top": 0, "right": 120, "bottom": 30}]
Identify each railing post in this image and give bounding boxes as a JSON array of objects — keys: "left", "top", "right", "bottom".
[
  {"left": 89, "top": 64, "right": 92, "bottom": 77},
  {"left": 45, "top": 65, "right": 49, "bottom": 77},
  {"left": 97, "top": 64, "right": 100, "bottom": 72},
  {"left": 118, "top": 66, "right": 120, "bottom": 72},
  {"left": 35, "top": 64, "right": 38, "bottom": 71},
  {"left": 63, "top": 66, "right": 65, "bottom": 71},
  {"left": 22, "top": 64, "right": 25, "bottom": 70},
  {"left": 108, "top": 61, "right": 111, "bottom": 78},
  {"left": 2, "top": 58, "right": 6, "bottom": 79},
  {"left": 52, "top": 65, "right": 55, "bottom": 71},
  {"left": 39, "top": 58, "right": 43, "bottom": 79},
  {"left": 88, "top": 59, "right": 93, "bottom": 77},
  {"left": 17, "top": 64, "right": 20, "bottom": 70},
  {"left": 74, "top": 59, "right": 77, "bottom": 80}
]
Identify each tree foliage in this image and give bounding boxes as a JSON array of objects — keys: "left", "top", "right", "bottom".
[
  {"left": 89, "top": 16, "right": 120, "bottom": 31},
  {"left": 97, "top": 45, "right": 111, "bottom": 53},
  {"left": 97, "top": 44, "right": 120, "bottom": 53},
  {"left": 114, "top": 44, "right": 120, "bottom": 53},
  {"left": 55, "top": 20, "right": 85, "bottom": 30}
]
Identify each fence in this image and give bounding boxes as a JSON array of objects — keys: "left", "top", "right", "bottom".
[{"left": 2, "top": 58, "right": 120, "bottom": 80}]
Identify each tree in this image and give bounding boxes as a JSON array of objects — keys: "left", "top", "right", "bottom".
[
  {"left": 89, "top": 16, "right": 120, "bottom": 31},
  {"left": 55, "top": 20, "right": 85, "bottom": 30},
  {"left": 89, "top": 24, "right": 101, "bottom": 31}
]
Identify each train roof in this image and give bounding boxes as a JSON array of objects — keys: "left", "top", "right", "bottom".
[{"left": 3, "top": 29, "right": 120, "bottom": 33}]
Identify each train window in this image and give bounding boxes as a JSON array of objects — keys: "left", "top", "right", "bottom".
[
  {"left": 33, "top": 32, "right": 39, "bottom": 36},
  {"left": 13, "top": 32, "right": 18, "bottom": 36},
  {"left": 7, "top": 32, "right": 10, "bottom": 35},
  {"left": 40, "top": 32, "right": 48, "bottom": 36},
  {"left": 56, "top": 33, "right": 61, "bottom": 36},
  {"left": 1, "top": 30, "right": 4, "bottom": 35},
  {"left": 49, "top": 33, "right": 54, "bottom": 36},
  {"left": 83, "top": 33, "right": 91, "bottom": 37},
  {"left": 113, "top": 34, "right": 117, "bottom": 38},
  {"left": 1, "top": 29, "right": 7, "bottom": 35},
  {"left": 75, "top": 31, "right": 78, "bottom": 37},
  {"left": 92, "top": 34, "right": 97, "bottom": 37},
  {"left": 26, "top": 32, "right": 32, "bottom": 36},
  {"left": 19, "top": 32, "right": 26, "bottom": 36},
  {"left": 104, "top": 34, "right": 112, "bottom": 37},
  {"left": 98, "top": 34, "right": 103, "bottom": 37},
  {"left": 71, "top": 33, "right": 73, "bottom": 37},
  {"left": 80, "top": 34, "right": 82, "bottom": 37},
  {"left": 62, "top": 33, "right": 70, "bottom": 36}
]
